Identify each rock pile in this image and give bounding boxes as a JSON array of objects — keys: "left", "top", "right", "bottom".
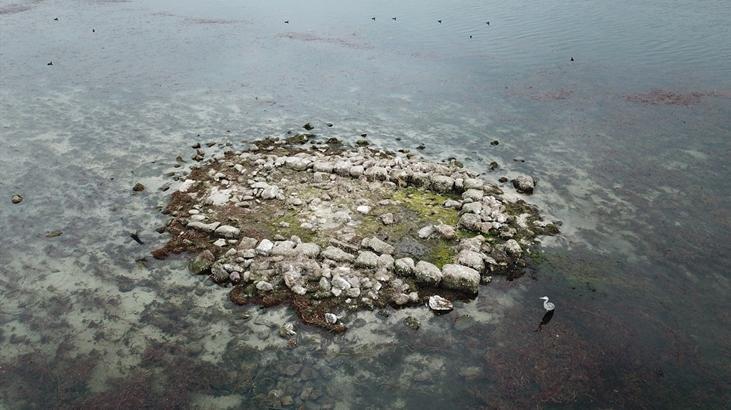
[{"left": 154, "top": 136, "right": 558, "bottom": 331}]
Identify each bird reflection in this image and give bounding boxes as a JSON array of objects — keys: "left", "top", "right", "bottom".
[{"left": 535, "top": 309, "right": 554, "bottom": 332}]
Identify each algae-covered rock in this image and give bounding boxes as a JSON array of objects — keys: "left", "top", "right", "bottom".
[
  {"left": 512, "top": 175, "right": 536, "bottom": 194},
  {"left": 189, "top": 250, "right": 216, "bottom": 274}
]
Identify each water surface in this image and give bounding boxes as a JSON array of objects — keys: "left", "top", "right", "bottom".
[{"left": 1, "top": 0, "right": 730, "bottom": 408}]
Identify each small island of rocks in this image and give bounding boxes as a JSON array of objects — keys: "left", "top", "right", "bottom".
[{"left": 153, "top": 134, "right": 559, "bottom": 332}]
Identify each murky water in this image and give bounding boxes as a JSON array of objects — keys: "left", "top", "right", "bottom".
[{"left": 1, "top": 0, "right": 730, "bottom": 408}]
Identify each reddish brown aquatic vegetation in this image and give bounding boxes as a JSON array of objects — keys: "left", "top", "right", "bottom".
[
  {"left": 277, "top": 32, "right": 374, "bottom": 50},
  {"left": 625, "top": 89, "right": 730, "bottom": 106},
  {"left": 0, "top": 4, "right": 32, "bottom": 15}
]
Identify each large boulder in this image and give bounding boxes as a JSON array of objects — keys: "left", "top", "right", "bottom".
[
  {"left": 441, "top": 264, "right": 480, "bottom": 294},
  {"left": 512, "top": 175, "right": 535, "bottom": 194},
  {"left": 456, "top": 250, "right": 485, "bottom": 272},
  {"left": 414, "top": 261, "right": 442, "bottom": 286}
]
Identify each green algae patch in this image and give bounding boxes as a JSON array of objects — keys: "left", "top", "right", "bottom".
[
  {"left": 392, "top": 187, "right": 459, "bottom": 226},
  {"left": 425, "top": 240, "right": 457, "bottom": 268}
]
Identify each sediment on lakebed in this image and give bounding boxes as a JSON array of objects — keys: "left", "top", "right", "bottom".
[{"left": 153, "top": 134, "right": 559, "bottom": 332}]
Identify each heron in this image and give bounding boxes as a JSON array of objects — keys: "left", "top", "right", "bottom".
[{"left": 539, "top": 296, "right": 555, "bottom": 311}]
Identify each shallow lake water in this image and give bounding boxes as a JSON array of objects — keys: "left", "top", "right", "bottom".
[{"left": 1, "top": 0, "right": 730, "bottom": 408}]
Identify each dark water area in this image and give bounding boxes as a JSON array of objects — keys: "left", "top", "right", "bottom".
[{"left": 1, "top": 0, "right": 730, "bottom": 408}]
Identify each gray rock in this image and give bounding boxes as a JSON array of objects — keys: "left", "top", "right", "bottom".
[
  {"left": 214, "top": 224, "right": 240, "bottom": 239},
  {"left": 285, "top": 157, "right": 311, "bottom": 171},
  {"left": 334, "top": 160, "right": 352, "bottom": 176},
  {"left": 355, "top": 251, "right": 379, "bottom": 268},
  {"left": 443, "top": 199, "right": 462, "bottom": 209},
  {"left": 456, "top": 250, "right": 485, "bottom": 272},
  {"left": 380, "top": 212, "right": 395, "bottom": 225},
  {"left": 187, "top": 221, "right": 221, "bottom": 233},
  {"left": 364, "top": 166, "right": 388, "bottom": 181},
  {"left": 270, "top": 240, "right": 297, "bottom": 256},
  {"left": 325, "top": 313, "right": 338, "bottom": 324},
  {"left": 392, "top": 293, "right": 410, "bottom": 306},
  {"left": 512, "top": 175, "right": 535, "bottom": 194},
  {"left": 377, "top": 254, "right": 395, "bottom": 270},
  {"left": 238, "top": 237, "right": 258, "bottom": 250},
  {"left": 296, "top": 242, "right": 321, "bottom": 258},
  {"left": 464, "top": 178, "right": 484, "bottom": 190},
  {"left": 394, "top": 257, "right": 415, "bottom": 276},
  {"left": 256, "top": 239, "right": 274, "bottom": 255},
  {"left": 256, "top": 280, "right": 274, "bottom": 291},
  {"left": 458, "top": 213, "right": 482, "bottom": 231},
  {"left": 361, "top": 237, "right": 395, "bottom": 255},
  {"left": 435, "top": 224, "right": 456, "bottom": 239},
  {"left": 260, "top": 185, "right": 281, "bottom": 200},
  {"left": 213, "top": 238, "right": 228, "bottom": 247},
  {"left": 418, "top": 225, "right": 435, "bottom": 239},
  {"left": 11, "top": 194, "right": 23, "bottom": 204},
  {"left": 321, "top": 246, "right": 355, "bottom": 262},
  {"left": 313, "top": 161, "right": 334, "bottom": 173},
  {"left": 319, "top": 277, "right": 331, "bottom": 291},
  {"left": 441, "top": 264, "right": 480, "bottom": 294},
  {"left": 331, "top": 276, "right": 351, "bottom": 290},
  {"left": 414, "top": 261, "right": 442, "bottom": 286},
  {"left": 504, "top": 239, "right": 523, "bottom": 256},
  {"left": 430, "top": 175, "right": 455, "bottom": 193},
  {"left": 428, "top": 295, "right": 453, "bottom": 311},
  {"left": 349, "top": 165, "right": 365, "bottom": 177},
  {"left": 461, "top": 202, "right": 482, "bottom": 215},
  {"left": 462, "top": 189, "right": 484, "bottom": 202},
  {"left": 356, "top": 205, "right": 371, "bottom": 214}
]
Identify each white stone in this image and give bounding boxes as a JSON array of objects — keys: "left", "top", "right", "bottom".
[
  {"left": 178, "top": 179, "right": 195, "bottom": 192},
  {"left": 213, "top": 238, "right": 228, "bottom": 247},
  {"left": 428, "top": 295, "right": 453, "bottom": 311},
  {"left": 418, "top": 225, "right": 435, "bottom": 239},
  {"left": 256, "top": 239, "right": 274, "bottom": 255},
  {"left": 356, "top": 205, "right": 371, "bottom": 215},
  {"left": 325, "top": 313, "right": 338, "bottom": 324},
  {"left": 256, "top": 281, "right": 273, "bottom": 291}
]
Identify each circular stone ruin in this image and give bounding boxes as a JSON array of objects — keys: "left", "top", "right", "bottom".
[{"left": 153, "top": 134, "right": 559, "bottom": 332}]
